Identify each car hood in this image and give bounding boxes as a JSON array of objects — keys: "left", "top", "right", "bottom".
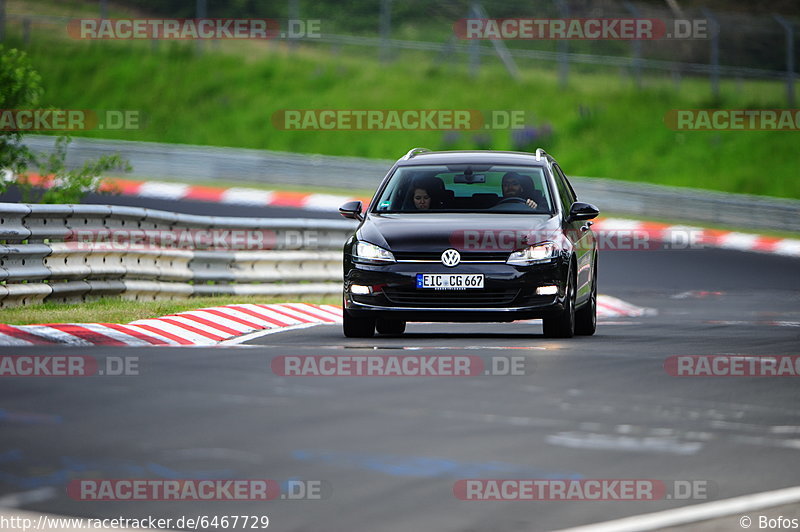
[{"left": 358, "top": 213, "right": 562, "bottom": 253}]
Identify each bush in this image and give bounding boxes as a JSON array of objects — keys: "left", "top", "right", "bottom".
[{"left": 0, "top": 46, "right": 131, "bottom": 204}]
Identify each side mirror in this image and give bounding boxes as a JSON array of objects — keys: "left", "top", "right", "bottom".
[
  {"left": 567, "top": 202, "right": 599, "bottom": 222},
  {"left": 339, "top": 200, "right": 364, "bottom": 221}
]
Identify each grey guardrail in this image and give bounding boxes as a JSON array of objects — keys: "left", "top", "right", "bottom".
[
  {"left": 23, "top": 135, "right": 393, "bottom": 191},
  {"left": 0, "top": 202, "right": 357, "bottom": 308},
  {"left": 22, "top": 136, "right": 800, "bottom": 233},
  {"left": 568, "top": 177, "right": 800, "bottom": 233}
]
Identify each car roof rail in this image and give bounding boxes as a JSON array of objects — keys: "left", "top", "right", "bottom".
[
  {"left": 535, "top": 148, "right": 548, "bottom": 161},
  {"left": 403, "top": 147, "right": 431, "bottom": 160}
]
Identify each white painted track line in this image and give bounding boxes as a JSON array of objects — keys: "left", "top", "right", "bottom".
[{"left": 556, "top": 485, "right": 800, "bottom": 532}]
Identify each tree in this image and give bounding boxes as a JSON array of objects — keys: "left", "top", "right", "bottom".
[
  {"left": 0, "top": 45, "right": 131, "bottom": 204},
  {"left": 21, "top": 136, "right": 132, "bottom": 204},
  {"left": 0, "top": 46, "right": 41, "bottom": 176}
]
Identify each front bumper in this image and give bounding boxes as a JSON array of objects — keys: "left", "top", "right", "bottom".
[{"left": 343, "top": 258, "right": 569, "bottom": 322}]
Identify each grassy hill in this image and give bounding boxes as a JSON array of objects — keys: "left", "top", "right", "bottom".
[{"left": 4, "top": 23, "right": 799, "bottom": 199}]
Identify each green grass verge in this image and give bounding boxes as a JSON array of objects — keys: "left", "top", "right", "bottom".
[
  {"left": 5, "top": 17, "right": 800, "bottom": 200},
  {"left": 1, "top": 295, "right": 340, "bottom": 325}
]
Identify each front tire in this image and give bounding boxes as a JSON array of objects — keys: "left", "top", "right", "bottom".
[
  {"left": 542, "top": 267, "right": 576, "bottom": 338},
  {"left": 343, "top": 311, "right": 375, "bottom": 338}
]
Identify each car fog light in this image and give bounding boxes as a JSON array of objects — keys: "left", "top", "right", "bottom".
[
  {"left": 350, "top": 284, "right": 371, "bottom": 295},
  {"left": 536, "top": 285, "right": 559, "bottom": 295}
]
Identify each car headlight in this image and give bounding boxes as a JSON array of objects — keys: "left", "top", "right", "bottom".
[
  {"left": 506, "top": 241, "right": 558, "bottom": 265},
  {"left": 353, "top": 241, "right": 395, "bottom": 264}
]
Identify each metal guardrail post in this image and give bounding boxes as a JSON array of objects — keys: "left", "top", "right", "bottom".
[
  {"left": 468, "top": 2, "right": 480, "bottom": 78},
  {"left": 555, "top": 0, "right": 570, "bottom": 88},
  {"left": 0, "top": 0, "right": 5, "bottom": 41},
  {"left": 288, "top": 0, "right": 299, "bottom": 50},
  {"left": 702, "top": 8, "right": 720, "bottom": 101},
  {"left": 473, "top": 1, "right": 521, "bottom": 80},
  {"left": 773, "top": 14, "right": 796, "bottom": 108},
  {"left": 379, "top": 0, "right": 392, "bottom": 63},
  {"left": 623, "top": 1, "right": 643, "bottom": 90},
  {"left": 22, "top": 17, "right": 30, "bottom": 46},
  {"left": 195, "top": 0, "right": 206, "bottom": 54}
]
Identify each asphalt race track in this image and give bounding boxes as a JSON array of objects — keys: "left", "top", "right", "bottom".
[
  {"left": 0, "top": 188, "right": 344, "bottom": 220},
  {"left": 0, "top": 196, "right": 798, "bottom": 531}
]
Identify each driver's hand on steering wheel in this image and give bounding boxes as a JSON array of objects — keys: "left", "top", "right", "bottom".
[{"left": 525, "top": 198, "right": 538, "bottom": 209}]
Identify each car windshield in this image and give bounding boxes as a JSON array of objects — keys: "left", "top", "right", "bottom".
[{"left": 372, "top": 164, "right": 554, "bottom": 214}]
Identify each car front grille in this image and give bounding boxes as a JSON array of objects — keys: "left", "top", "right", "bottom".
[
  {"left": 393, "top": 251, "right": 509, "bottom": 262},
  {"left": 383, "top": 288, "right": 519, "bottom": 307}
]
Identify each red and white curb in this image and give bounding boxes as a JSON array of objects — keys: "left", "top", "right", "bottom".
[
  {"left": 0, "top": 303, "right": 342, "bottom": 346},
  {"left": 0, "top": 297, "right": 650, "bottom": 346},
  {"left": 101, "top": 178, "right": 372, "bottom": 212},
  {"left": 21, "top": 173, "right": 371, "bottom": 212}
]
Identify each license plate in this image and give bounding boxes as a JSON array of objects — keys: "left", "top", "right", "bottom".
[{"left": 416, "top": 274, "right": 484, "bottom": 290}]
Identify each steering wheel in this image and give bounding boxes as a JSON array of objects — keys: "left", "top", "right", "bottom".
[{"left": 497, "top": 197, "right": 528, "bottom": 205}]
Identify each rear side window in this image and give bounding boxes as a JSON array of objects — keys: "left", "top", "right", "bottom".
[
  {"left": 552, "top": 164, "right": 576, "bottom": 217},
  {"left": 555, "top": 165, "right": 578, "bottom": 200}
]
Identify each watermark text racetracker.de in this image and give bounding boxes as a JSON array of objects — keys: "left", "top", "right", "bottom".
[
  {"left": 68, "top": 478, "right": 330, "bottom": 501},
  {"left": 271, "top": 354, "right": 528, "bottom": 377},
  {"left": 454, "top": 18, "right": 708, "bottom": 40},
  {"left": 272, "top": 109, "right": 529, "bottom": 130},
  {"left": 665, "top": 355, "right": 800, "bottom": 377},
  {"left": 454, "top": 479, "right": 716, "bottom": 500},
  {"left": 450, "top": 228, "right": 707, "bottom": 252},
  {"left": 665, "top": 109, "right": 800, "bottom": 131},
  {"left": 68, "top": 18, "right": 321, "bottom": 40},
  {"left": 0, "top": 109, "right": 140, "bottom": 131},
  {"left": 66, "top": 228, "right": 319, "bottom": 251},
  {"left": 0, "top": 355, "right": 138, "bottom": 377}
]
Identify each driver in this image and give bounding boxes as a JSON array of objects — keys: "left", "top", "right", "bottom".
[{"left": 500, "top": 172, "right": 539, "bottom": 209}]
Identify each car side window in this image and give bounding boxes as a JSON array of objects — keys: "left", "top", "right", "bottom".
[
  {"left": 558, "top": 166, "right": 577, "bottom": 198},
  {"left": 552, "top": 165, "right": 574, "bottom": 217}
]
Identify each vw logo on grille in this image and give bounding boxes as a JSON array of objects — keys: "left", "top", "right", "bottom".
[{"left": 441, "top": 249, "right": 461, "bottom": 267}]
